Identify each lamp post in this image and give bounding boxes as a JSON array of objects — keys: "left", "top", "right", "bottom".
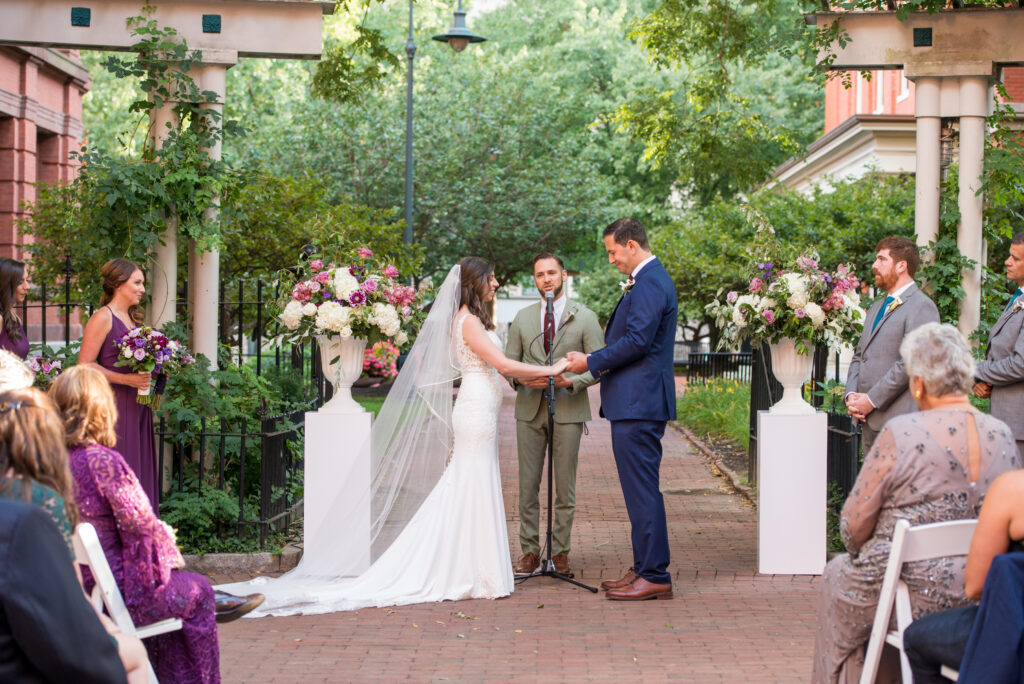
[{"left": 403, "top": 0, "right": 486, "bottom": 244}]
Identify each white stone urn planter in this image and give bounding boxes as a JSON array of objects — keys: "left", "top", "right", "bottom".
[
  {"left": 768, "top": 338, "right": 815, "bottom": 415},
  {"left": 316, "top": 334, "right": 368, "bottom": 414}
]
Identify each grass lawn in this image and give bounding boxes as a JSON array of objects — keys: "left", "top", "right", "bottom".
[
  {"left": 676, "top": 378, "right": 750, "bottom": 450},
  {"left": 356, "top": 396, "right": 386, "bottom": 416}
]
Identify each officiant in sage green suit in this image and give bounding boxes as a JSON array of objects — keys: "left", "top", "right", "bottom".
[{"left": 506, "top": 253, "right": 605, "bottom": 577}]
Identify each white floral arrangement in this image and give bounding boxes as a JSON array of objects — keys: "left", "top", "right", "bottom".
[
  {"left": 707, "top": 254, "right": 865, "bottom": 353},
  {"left": 278, "top": 248, "right": 421, "bottom": 346}
]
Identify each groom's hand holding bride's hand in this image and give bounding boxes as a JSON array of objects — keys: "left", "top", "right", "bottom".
[{"left": 564, "top": 351, "right": 588, "bottom": 375}]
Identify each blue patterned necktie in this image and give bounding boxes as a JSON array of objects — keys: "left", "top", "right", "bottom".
[
  {"left": 872, "top": 296, "right": 894, "bottom": 332},
  {"left": 1007, "top": 289, "right": 1022, "bottom": 312}
]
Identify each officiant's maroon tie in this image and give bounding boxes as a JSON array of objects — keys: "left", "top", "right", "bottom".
[{"left": 543, "top": 309, "right": 555, "bottom": 356}]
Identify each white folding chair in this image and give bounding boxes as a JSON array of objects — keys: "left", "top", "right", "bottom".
[
  {"left": 859, "top": 518, "right": 976, "bottom": 684},
  {"left": 73, "top": 522, "right": 183, "bottom": 684}
]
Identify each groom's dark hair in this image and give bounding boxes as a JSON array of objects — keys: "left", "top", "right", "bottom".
[{"left": 604, "top": 218, "right": 649, "bottom": 250}]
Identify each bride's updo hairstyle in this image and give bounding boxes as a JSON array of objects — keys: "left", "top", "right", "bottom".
[
  {"left": 100, "top": 258, "right": 145, "bottom": 326},
  {"left": 458, "top": 257, "right": 496, "bottom": 331}
]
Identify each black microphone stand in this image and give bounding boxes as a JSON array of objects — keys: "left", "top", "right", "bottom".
[{"left": 516, "top": 291, "right": 598, "bottom": 593}]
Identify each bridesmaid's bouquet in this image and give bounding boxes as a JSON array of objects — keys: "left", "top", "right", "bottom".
[
  {"left": 27, "top": 355, "right": 63, "bottom": 390},
  {"left": 278, "top": 247, "right": 423, "bottom": 347},
  {"left": 114, "top": 326, "right": 195, "bottom": 408}
]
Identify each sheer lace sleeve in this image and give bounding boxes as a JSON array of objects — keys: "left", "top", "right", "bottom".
[
  {"left": 84, "top": 445, "right": 181, "bottom": 603},
  {"left": 841, "top": 424, "right": 900, "bottom": 554}
]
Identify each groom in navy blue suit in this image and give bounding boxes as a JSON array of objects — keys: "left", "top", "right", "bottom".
[{"left": 565, "top": 218, "right": 677, "bottom": 600}]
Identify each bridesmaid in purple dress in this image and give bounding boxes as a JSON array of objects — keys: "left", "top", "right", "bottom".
[
  {"left": 50, "top": 365, "right": 221, "bottom": 684},
  {"left": 0, "top": 257, "right": 30, "bottom": 359},
  {"left": 78, "top": 258, "right": 159, "bottom": 508}
]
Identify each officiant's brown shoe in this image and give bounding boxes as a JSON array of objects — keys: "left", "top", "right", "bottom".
[
  {"left": 552, "top": 553, "right": 570, "bottom": 575},
  {"left": 606, "top": 577, "right": 673, "bottom": 601},
  {"left": 600, "top": 569, "right": 636, "bottom": 591},
  {"left": 514, "top": 552, "right": 539, "bottom": 574}
]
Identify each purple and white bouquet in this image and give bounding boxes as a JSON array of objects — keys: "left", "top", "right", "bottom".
[
  {"left": 709, "top": 254, "right": 864, "bottom": 353},
  {"left": 114, "top": 326, "right": 195, "bottom": 407},
  {"left": 278, "top": 248, "right": 422, "bottom": 347}
]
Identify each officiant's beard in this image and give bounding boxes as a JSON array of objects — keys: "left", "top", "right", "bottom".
[{"left": 538, "top": 282, "right": 564, "bottom": 300}]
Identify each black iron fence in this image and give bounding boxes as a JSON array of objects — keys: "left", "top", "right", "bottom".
[
  {"left": 23, "top": 261, "right": 327, "bottom": 549},
  {"left": 686, "top": 351, "right": 753, "bottom": 384}
]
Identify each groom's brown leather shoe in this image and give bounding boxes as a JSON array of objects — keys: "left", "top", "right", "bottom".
[
  {"left": 514, "top": 552, "right": 539, "bottom": 574},
  {"left": 600, "top": 569, "right": 636, "bottom": 591},
  {"left": 606, "top": 577, "right": 673, "bottom": 601},
  {"left": 552, "top": 553, "right": 570, "bottom": 575}
]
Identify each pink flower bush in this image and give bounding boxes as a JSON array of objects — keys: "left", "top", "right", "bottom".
[
  {"left": 363, "top": 341, "right": 400, "bottom": 378},
  {"left": 357, "top": 248, "right": 373, "bottom": 259}
]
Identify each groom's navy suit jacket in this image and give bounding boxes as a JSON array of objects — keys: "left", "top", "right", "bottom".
[{"left": 587, "top": 257, "right": 678, "bottom": 423}]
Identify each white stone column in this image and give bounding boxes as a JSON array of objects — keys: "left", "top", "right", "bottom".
[
  {"left": 188, "top": 51, "right": 235, "bottom": 365},
  {"left": 912, "top": 77, "right": 942, "bottom": 249},
  {"left": 957, "top": 76, "right": 989, "bottom": 338},
  {"left": 148, "top": 102, "right": 178, "bottom": 328}
]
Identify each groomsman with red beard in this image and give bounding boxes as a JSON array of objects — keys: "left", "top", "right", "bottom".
[{"left": 845, "top": 236, "right": 939, "bottom": 455}]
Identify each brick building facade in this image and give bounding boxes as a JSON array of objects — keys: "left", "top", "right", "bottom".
[{"left": 0, "top": 46, "right": 89, "bottom": 260}]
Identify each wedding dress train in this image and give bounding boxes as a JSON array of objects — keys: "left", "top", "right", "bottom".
[{"left": 216, "top": 312, "right": 513, "bottom": 616}]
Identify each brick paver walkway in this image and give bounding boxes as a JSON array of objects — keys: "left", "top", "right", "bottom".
[{"left": 213, "top": 385, "right": 819, "bottom": 682}]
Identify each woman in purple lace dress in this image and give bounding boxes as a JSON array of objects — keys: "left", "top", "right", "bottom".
[
  {"left": 51, "top": 364, "right": 220, "bottom": 684},
  {"left": 78, "top": 258, "right": 158, "bottom": 507},
  {"left": 0, "top": 257, "right": 30, "bottom": 359}
]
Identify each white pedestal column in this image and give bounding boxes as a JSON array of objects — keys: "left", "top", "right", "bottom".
[
  {"left": 303, "top": 411, "right": 372, "bottom": 574},
  {"left": 757, "top": 410, "right": 827, "bottom": 575}
]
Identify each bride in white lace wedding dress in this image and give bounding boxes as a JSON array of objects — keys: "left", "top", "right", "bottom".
[{"left": 217, "top": 258, "right": 567, "bottom": 616}]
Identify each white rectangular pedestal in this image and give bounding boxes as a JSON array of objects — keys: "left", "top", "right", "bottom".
[
  {"left": 757, "top": 410, "right": 827, "bottom": 575},
  {"left": 304, "top": 411, "right": 372, "bottom": 575}
]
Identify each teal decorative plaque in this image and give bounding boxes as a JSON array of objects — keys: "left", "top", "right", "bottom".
[
  {"left": 71, "top": 7, "right": 91, "bottom": 27},
  {"left": 202, "top": 14, "right": 221, "bottom": 34}
]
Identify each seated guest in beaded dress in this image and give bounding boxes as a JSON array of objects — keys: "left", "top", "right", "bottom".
[
  {"left": 812, "top": 323, "right": 1021, "bottom": 683},
  {"left": 51, "top": 365, "right": 263, "bottom": 684},
  {"left": 0, "top": 257, "right": 30, "bottom": 359}
]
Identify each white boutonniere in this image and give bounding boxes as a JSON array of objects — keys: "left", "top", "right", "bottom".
[
  {"left": 886, "top": 295, "right": 902, "bottom": 314},
  {"left": 1012, "top": 298, "right": 1024, "bottom": 314},
  {"left": 620, "top": 275, "right": 635, "bottom": 292}
]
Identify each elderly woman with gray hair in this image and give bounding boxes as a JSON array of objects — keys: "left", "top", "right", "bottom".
[{"left": 812, "top": 322, "right": 1021, "bottom": 683}]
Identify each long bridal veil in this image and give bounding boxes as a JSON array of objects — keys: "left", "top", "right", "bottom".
[{"left": 218, "top": 265, "right": 462, "bottom": 611}]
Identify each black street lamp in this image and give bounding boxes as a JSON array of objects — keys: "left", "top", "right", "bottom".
[{"left": 404, "top": 0, "right": 486, "bottom": 244}]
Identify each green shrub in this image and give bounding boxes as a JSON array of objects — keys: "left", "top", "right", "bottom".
[{"left": 676, "top": 378, "right": 750, "bottom": 450}]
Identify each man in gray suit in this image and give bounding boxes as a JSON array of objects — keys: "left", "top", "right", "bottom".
[
  {"left": 974, "top": 231, "right": 1024, "bottom": 459},
  {"left": 506, "top": 253, "right": 605, "bottom": 576},
  {"left": 845, "top": 236, "right": 940, "bottom": 455}
]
